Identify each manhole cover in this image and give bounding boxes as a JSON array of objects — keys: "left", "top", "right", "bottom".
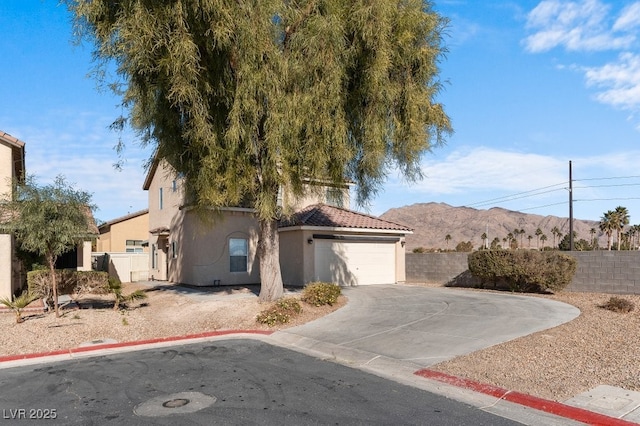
[
  {"left": 162, "top": 398, "right": 190, "bottom": 408},
  {"left": 134, "top": 392, "right": 216, "bottom": 417}
]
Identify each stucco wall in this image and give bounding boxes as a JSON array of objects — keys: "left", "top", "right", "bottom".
[
  {"left": 172, "top": 208, "right": 261, "bottom": 286},
  {"left": 406, "top": 251, "right": 640, "bottom": 294},
  {"left": 97, "top": 212, "right": 149, "bottom": 252}
]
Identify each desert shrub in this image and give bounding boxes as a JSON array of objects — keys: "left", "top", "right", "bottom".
[
  {"left": 412, "top": 247, "right": 426, "bottom": 253},
  {"left": 468, "top": 250, "right": 577, "bottom": 293},
  {"left": 455, "top": 241, "right": 474, "bottom": 252},
  {"left": 27, "top": 270, "right": 110, "bottom": 308},
  {"left": 108, "top": 276, "right": 147, "bottom": 310},
  {"left": 256, "top": 297, "right": 303, "bottom": 326},
  {"left": 599, "top": 297, "right": 635, "bottom": 313},
  {"left": 301, "top": 282, "right": 341, "bottom": 306}
]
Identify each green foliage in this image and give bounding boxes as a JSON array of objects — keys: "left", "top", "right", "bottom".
[
  {"left": 0, "top": 291, "right": 39, "bottom": 323},
  {"left": 412, "top": 247, "right": 426, "bottom": 253},
  {"left": 108, "top": 277, "right": 147, "bottom": 311},
  {"left": 301, "top": 282, "right": 341, "bottom": 306},
  {"left": 68, "top": 0, "right": 452, "bottom": 302},
  {"left": 455, "top": 241, "right": 473, "bottom": 252},
  {"left": 256, "top": 297, "right": 303, "bottom": 326},
  {"left": 599, "top": 297, "right": 635, "bottom": 313},
  {"left": 467, "top": 250, "right": 577, "bottom": 293},
  {"left": 0, "top": 175, "right": 96, "bottom": 316}
]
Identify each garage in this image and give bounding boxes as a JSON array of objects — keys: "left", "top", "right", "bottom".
[
  {"left": 314, "top": 237, "right": 397, "bottom": 286},
  {"left": 278, "top": 204, "right": 412, "bottom": 287}
]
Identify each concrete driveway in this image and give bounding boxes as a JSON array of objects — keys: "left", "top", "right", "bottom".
[{"left": 272, "top": 285, "right": 580, "bottom": 370}]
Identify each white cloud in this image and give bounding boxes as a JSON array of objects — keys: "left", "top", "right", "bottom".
[
  {"left": 523, "top": 0, "right": 635, "bottom": 52},
  {"left": 613, "top": 2, "right": 640, "bottom": 31},
  {"left": 374, "top": 146, "right": 640, "bottom": 220},
  {"left": 397, "top": 147, "right": 568, "bottom": 195},
  {"left": 582, "top": 52, "right": 640, "bottom": 109}
]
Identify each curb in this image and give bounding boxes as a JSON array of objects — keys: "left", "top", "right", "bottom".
[
  {"left": 415, "top": 369, "right": 639, "bottom": 426},
  {"left": 0, "top": 330, "right": 273, "bottom": 364}
]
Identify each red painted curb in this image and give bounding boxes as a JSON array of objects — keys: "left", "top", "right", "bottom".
[
  {"left": 415, "top": 369, "right": 639, "bottom": 426},
  {"left": 0, "top": 330, "right": 273, "bottom": 363}
]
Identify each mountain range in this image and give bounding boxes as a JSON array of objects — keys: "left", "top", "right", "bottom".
[{"left": 379, "top": 202, "right": 606, "bottom": 251}]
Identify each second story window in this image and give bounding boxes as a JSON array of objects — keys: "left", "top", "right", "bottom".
[{"left": 159, "top": 187, "right": 164, "bottom": 210}]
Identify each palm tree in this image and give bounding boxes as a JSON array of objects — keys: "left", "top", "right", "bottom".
[
  {"left": 589, "top": 227, "right": 597, "bottom": 249},
  {"left": 551, "top": 226, "right": 560, "bottom": 248},
  {"left": 507, "top": 232, "right": 515, "bottom": 249},
  {"left": 540, "top": 234, "right": 548, "bottom": 250},
  {"left": 613, "top": 206, "right": 630, "bottom": 250},
  {"left": 527, "top": 235, "right": 533, "bottom": 248},
  {"left": 519, "top": 228, "right": 525, "bottom": 248},
  {"left": 0, "top": 291, "right": 39, "bottom": 324},
  {"left": 600, "top": 210, "right": 615, "bottom": 251},
  {"left": 481, "top": 232, "right": 488, "bottom": 250},
  {"left": 535, "top": 228, "right": 543, "bottom": 249},
  {"left": 445, "top": 234, "right": 452, "bottom": 250}
]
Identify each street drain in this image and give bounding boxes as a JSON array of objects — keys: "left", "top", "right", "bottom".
[
  {"left": 162, "top": 398, "right": 190, "bottom": 408},
  {"left": 134, "top": 392, "right": 216, "bottom": 417}
]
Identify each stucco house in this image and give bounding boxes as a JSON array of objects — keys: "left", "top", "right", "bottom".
[
  {"left": 0, "top": 131, "right": 26, "bottom": 299},
  {"left": 96, "top": 209, "right": 149, "bottom": 253},
  {"left": 1, "top": 130, "right": 96, "bottom": 299},
  {"left": 143, "top": 159, "right": 411, "bottom": 287}
]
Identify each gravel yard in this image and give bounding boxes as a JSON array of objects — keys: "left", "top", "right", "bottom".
[{"left": 1, "top": 282, "right": 638, "bottom": 403}]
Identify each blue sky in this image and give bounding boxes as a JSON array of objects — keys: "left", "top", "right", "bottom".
[{"left": 2, "top": 1, "right": 640, "bottom": 224}]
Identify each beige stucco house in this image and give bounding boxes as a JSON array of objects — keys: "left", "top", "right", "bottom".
[
  {"left": 97, "top": 209, "right": 149, "bottom": 253},
  {"left": 143, "top": 159, "right": 411, "bottom": 287},
  {"left": 0, "top": 131, "right": 26, "bottom": 299}
]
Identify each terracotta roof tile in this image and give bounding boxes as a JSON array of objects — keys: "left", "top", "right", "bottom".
[{"left": 280, "top": 204, "right": 412, "bottom": 231}]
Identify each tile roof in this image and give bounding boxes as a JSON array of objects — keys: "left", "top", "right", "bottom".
[
  {"left": 280, "top": 204, "right": 412, "bottom": 232},
  {"left": 0, "top": 131, "right": 25, "bottom": 149}
]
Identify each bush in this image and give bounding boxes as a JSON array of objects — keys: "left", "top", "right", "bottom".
[
  {"left": 467, "top": 250, "right": 577, "bottom": 293},
  {"left": 301, "top": 282, "right": 341, "bottom": 306},
  {"left": 599, "top": 297, "right": 635, "bottom": 313},
  {"left": 27, "top": 270, "right": 110, "bottom": 308},
  {"left": 455, "top": 241, "right": 474, "bottom": 252},
  {"left": 256, "top": 297, "right": 303, "bottom": 326}
]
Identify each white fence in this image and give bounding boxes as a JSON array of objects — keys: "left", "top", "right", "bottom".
[{"left": 92, "top": 252, "right": 149, "bottom": 283}]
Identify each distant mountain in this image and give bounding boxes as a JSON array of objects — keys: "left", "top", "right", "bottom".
[{"left": 380, "top": 202, "right": 604, "bottom": 251}]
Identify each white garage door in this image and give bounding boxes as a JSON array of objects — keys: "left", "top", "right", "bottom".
[{"left": 314, "top": 240, "right": 396, "bottom": 286}]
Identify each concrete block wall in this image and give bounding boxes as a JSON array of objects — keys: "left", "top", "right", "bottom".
[
  {"left": 406, "top": 251, "right": 640, "bottom": 295},
  {"left": 568, "top": 251, "right": 640, "bottom": 294},
  {"left": 406, "top": 253, "right": 480, "bottom": 287}
]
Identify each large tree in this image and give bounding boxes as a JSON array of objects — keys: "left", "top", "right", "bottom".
[
  {"left": 0, "top": 175, "right": 95, "bottom": 317},
  {"left": 68, "top": 0, "right": 452, "bottom": 301}
]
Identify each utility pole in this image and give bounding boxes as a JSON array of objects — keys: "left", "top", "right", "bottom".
[{"left": 569, "top": 161, "right": 574, "bottom": 251}]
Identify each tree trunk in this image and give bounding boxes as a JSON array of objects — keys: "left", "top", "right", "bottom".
[
  {"left": 257, "top": 218, "right": 284, "bottom": 302},
  {"left": 47, "top": 253, "right": 60, "bottom": 318}
]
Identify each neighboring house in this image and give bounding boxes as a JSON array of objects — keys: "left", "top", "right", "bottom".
[
  {"left": 94, "top": 209, "right": 150, "bottom": 283},
  {"left": 0, "top": 131, "right": 25, "bottom": 299},
  {"left": 0, "top": 130, "right": 96, "bottom": 299},
  {"left": 96, "top": 209, "right": 149, "bottom": 253},
  {"left": 143, "top": 159, "right": 411, "bottom": 287}
]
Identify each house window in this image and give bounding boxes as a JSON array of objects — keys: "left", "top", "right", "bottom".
[
  {"left": 126, "top": 240, "right": 144, "bottom": 253},
  {"left": 159, "top": 187, "right": 164, "bottom": 210},
  {"left": 172, "top": 180, "right": 178, "bottom": 192},
  {"left": 171, "top": 241, "right": 178, "bottom": 259},
  {"left": 229, "top": 238, "right": 248, "bottom": 272}
]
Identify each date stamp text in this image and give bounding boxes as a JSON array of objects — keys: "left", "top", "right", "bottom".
[{"left": 2, "top": 409, "right": 57, "bottom": 420}]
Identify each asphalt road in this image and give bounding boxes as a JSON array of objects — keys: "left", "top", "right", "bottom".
[{"left": 0, "top": 339, "right": 521, "bottom": 425}]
